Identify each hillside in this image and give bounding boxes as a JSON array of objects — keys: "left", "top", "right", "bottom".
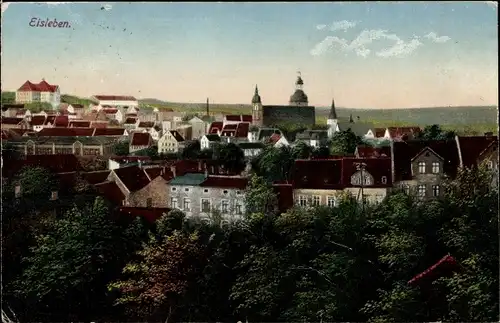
[{"left": 60, "top": 94, "right": 97, "bottom": 106}]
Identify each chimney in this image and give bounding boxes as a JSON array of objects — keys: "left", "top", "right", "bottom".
[
  {"left": 51, "top": 191, "right": 58, "bottom": 200},
  {"left": 198, "top": 160, "right": 202, "bottom": 171},
  {"left": 15, "top": 185, "right": 21, "bottom": 198},
  {"left": 205, "top": 167, "right": 208, "bottom": 177},
  {"left": 170, "top": 165, "right": 177, "bottom": 178},
  {"left": 206, "top": 97, "right": 210, "bottom": 117}
]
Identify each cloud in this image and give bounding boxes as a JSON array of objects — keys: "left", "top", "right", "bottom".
[
  {"left": 311, "top": 29, "right": 422, "bottom": 58},
  {"left": 102, "top": 4, "right": 112, "bottom": 11},
  {"left": 376, "top": 38, "right": 423, "bottom": 58},
  {"left": 317, "top": 20, "right": 359, "bottom": 32},
  {"left": 424, "top": 32, "right": 451, "bottom": 43}
]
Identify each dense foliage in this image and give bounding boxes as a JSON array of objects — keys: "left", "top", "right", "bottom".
[{"left": 2, "top": 165, "right": 498, "bottom": 322}]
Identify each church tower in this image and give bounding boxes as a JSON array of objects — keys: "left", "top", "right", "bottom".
[
  {"left": 327, "top": 98, "right": 338, "bottom": 138},
  {"left": 289, "top": 71, "right": 309, "bottom": 106},
  {"left": 251, "top": 85, "right": 263, "bottom": 126}
]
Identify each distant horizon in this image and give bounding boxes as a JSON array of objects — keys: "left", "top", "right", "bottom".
[{"left": 2, "top": 2, "right": 497, "bottom": 109}]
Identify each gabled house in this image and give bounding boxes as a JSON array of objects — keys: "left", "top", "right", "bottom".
[
  {"left": 157, "top": 130, "right": 185, "bottom": 154},
  {"left": 188, "top": 116, "right": 207, "bottom": 140},
  {"left": 29, "top": 115, "right": 47, "bottom": 132},
  {"left": 93, "top": 128, "right": 128, "bottom": 137},
  {"left": 238, "top": 142, "right": 265, "bottom": 159},
  {"left": 295, "top": 130, "right": 328, "bottom": 148},
  {"left": 391, "top": 139, "right": 460, "bottom": 200},
  {"left": 108, "top": 165, "right": 151, "bottom": 201},
  {"left": 384, "top": 127, "right": 421, "bottom": 141},
  {"left": 200, "top": 134, "right": 221, "bottom": 150},
  {"left": 127, "top": 166, "right": 176, "bottom": 208},
  {"left": 207, "top": 122, "right": 223, "bottom": 135},
  {"left": 130, "top": 132, "right": 153, "bottom": 153},
  {"left": 1, "top": 117, "right": 31, "bottom": 130},
  {"left": 102, "top": 107, "right": 124, "bottom": 123}
]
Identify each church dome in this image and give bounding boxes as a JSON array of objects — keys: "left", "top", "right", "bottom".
[{"left": 290, "top": 89, "right": 308, "bottom": 104}]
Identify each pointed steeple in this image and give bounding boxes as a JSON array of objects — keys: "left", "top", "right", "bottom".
[
  {"left": 349, "top": 114, "right": 354, "bottom": 123},
  {"left": 329, "top": 98, "right": 337, "bottom": 120},
  {"left": 252, "top": 84, "right": 261, "bottom": 104}
]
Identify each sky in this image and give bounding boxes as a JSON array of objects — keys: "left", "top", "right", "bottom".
[{"left": 1, "top": 2, "right": 498, "bottom": 109}]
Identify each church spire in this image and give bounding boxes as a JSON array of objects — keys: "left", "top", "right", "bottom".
[
  {"left": 329, "top": 98, "right": 337, "bottom": 120},
  {"left": 295, "top": 70, "right": 304, "bottom": 90},
  {"left": 252, "top": 84, "right": 261, "bottom": 104}
]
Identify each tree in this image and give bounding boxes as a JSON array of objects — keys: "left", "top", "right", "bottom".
[
  {"left": 134, "top": 146, "right": 159, "bottom": 159},
  {"left": 253, "top": 145, "right": 294, "bottom": 183},
  {"left": 291, "top": 141, "right": 313, "bottom": 160},
  {"left": 108, "top": 231, "right": 205, "bottom": 322},
  {"left": 12, "top": 166, "right": 58, "bottom": 204},
  {"left": 1, "top": 91, "right": 16, "bottom": 104},
  {"left": 244, "top": 175, "right": 278, "bottom": 216},
  {"left": 113, "top": 141, "right": 130, "bottom": 156},
  {"left": 329, "top": 129, "right": 362, "bottom": 155},
  {"left": 25, "top": 102, "right": 53, "bottom": 113},
  {"left": 214, "top": 143, "right": 246, "bottom": 174},
  {"left": 418, "top": 124, "right": 456, "bottom": 141},
  {"left": 181, "top": 140, "right": 201, "bottom": 159},
  {"left": 11, "top": 197, "right": 144, "bottom": 322}
]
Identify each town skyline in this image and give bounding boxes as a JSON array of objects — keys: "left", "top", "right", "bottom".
[{"left": 1, "top": 2, "right": 498, "bottom": 109}]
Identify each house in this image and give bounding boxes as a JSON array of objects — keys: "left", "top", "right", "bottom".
[
  {"left": 238, "top": 142, "right": 265, "bottom": 159},
  {"left": 175, "top": 124, "right": 192, "bottom": 141},
  {"left": 220, "top": 122, "right": 250, "bottom": 143},
  {"left": 167, "top": 173, "right": 248, "bottom": 220},
  {"left": 69, "top": 120, "right": 91, "bottom": 128},
  {"left": 188, "top": 116, "right": 208, "bottom": 139},
  {"left": 37, "top": 127, "right": 95, "bottom": 137},
  {"left": 91, "top": 95, "right": 139, "bottom": 108},
  {"left": 200, "top": 134, "right": 221, "bottom": 150},
  {"left": 355, "top": 145, "right": 391, "bottom": 158},
  {"left": 42, "top": 115, "right": 69, "bottom": 128},
  {"left": 108, "top": 165, "right": 152, "bottom": 201},
  {"left": 137, "top": 121, "right": 155, "bottom": 132},
  {"left": 384, "top": 127, "right": 422, "bottom": 141},
  {"left": 157, "top": 130, "right": 185, "bottom": 154},
  {"left": 123, "top": 117, "right": 138, "bottom": 130},
  {"left": 15, "top": 109, "right": 31, "bottom": 119},
  {"left": 28, "top": 115, "right": 47, "bottom": 132},
  {"left": 207, "top": 122, "right": 223, "bottom": 135},
  {"left": 16, "top": 79, "right": 60, "bottom": 107},
  {"left": 391, "top": 139, "right": 460, "bottom": 200},
  {"left": 66, "top": 104, "right": 86, "bottom": 117},
  {"left": 102, "top": 107, "right": 124, "bottom": 123},
  {"left": 108, "top": 156, "right": 151, "bottom": 170},
  {"left": 271, "top": 133, "right": 290, "bottom": 148},
  {"left": 1, "top": 104, "right": 25, "bottom": 117},
  {"left": 295, "top": 130, "right": 329, "bottom": 148},
  {"left": 335, "top": 120, "right": 373, "bottom": 137},
  {"left": 455, "top": 135, "right": 498, "bottom": 188},
  {"left": 93, "top": 128, "right": 128, "bottom": 137},
  {"left": 257, "top": 128, "right": 283, "bottom": 142},
  {"left": 127, "top": 166, "right": 176, "bottom": 208},
  {"left": 365, "top": 128, "right": 388, "bottom": 140},
  {"left": 5, "top": 136, "right": 116, "bottom": 156},
  {"left": 1, "top": 117, "right": 30, "bottom": 129},
  {"left": 130, "top": 132, "right": 153, "bottom": 153}
]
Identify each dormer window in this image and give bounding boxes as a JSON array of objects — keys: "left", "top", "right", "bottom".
[
  {"left": 432, "top": 162, "right": 440, "bottom": 174},
  {"left": 381, "top": 176, "right": 387, "bottom": 184},
  {"left": 418, "top": 161, "right": 426, "bottom": 174}
]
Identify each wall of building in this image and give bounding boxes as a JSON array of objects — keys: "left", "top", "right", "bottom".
[
  {"left": 129, "top": 176, "right": 169, "bottom": 207},
  {"left": 262, "top": 105, "right": 316, "bottom": 126}
]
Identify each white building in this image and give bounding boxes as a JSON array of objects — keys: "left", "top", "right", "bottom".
[
  {"left": 91, "top": 95, "right": 139, "bottom": 108},
  {"left": 16, "top": 79, "right": 61, "bottom": 108}
]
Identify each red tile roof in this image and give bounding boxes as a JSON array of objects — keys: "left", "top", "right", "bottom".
[
  {"left": 94, "top": 95, "right": 137, "bottom": 101},
  {"left": 200, "top": 176, "right": 248, "bottom": 189},
  {"left": 69, "top": 120, "right": 91, "bottom": 128},
  {"left": 341, "top": 157, "right": 392, "bottom": 188},
  {"left": 292, "top": 159, "right": 343, "bottom": 189},
  {"left": 30, "top": 116, "right": 47, "bottom": 126},
  {"left": 16, "top": 109, "right": 28, "bottom": 116},
  {"left": 124, "top": 117, "right": 137, "bottom": 124},
  {"left": 9, "top": 128, "right": 31, "bottom": 136},
  {"left": 234, "top": 122, "right": 249, "bottom": 138},
  {"left": 113, "top": 166, "right": 151, "bottom": 192},
  {"left": 118, "top": 207, "right": 171, "bottom": 223},
  {"left": 130, "top": 132, "right": 152, "bottom": 146},
  {"left": 37, "top": 127, "right": 95, "bottom": 137},
  {"left": 95, "top": 181, "right": 125, "bottom": 205},
  {"left": 18, "top": 80, "right": 59, "bottom": 93},
  {"left": 269, "top": 133, "right": 281, "bottom": 144},
  {"left": 355, "top": 145, "right": 391, "bottom": 158},
  {"left": 223, "top": 124, "right": 237, "bottom": 130},
  {"left": 90, "top": 121, "right": 108, "bottom": 128},
  {"left": 103, "top": 108, "right": 118, "bottom": 114},
  {"left": 82, "top": 170, "right": 111, "bottom": 184},
  {"left": 138, "top": 121, "right": 154, "bottom": 128},
  {"left": 393, "top": 140, "right": 460, "bottom": 181},
  {"left": 1, "top": 117, "right": 24, "bottom": 125},
  {"left": 208, "top": 122, "right": 223, "bottom": 134},
  {"left": 225, "top": 115, "right": 242, "bottom": 121},
  {"left": 456, "top": 136, "right": 498, "bottom": 168},
  {"left": 169, "top": 130, "right": 185, "bottom": 142},
  {"left": 54, "top": 116, "right": 69, "bottom": 127},
  {"left": 386, "top": 126, "right": 421, "bottom": 139},
  {"left": 242, "top": 115, "right": 253, "bottom": 123},
  {"left": 93, "top": 128, "right": 126, "bottom": 136}
]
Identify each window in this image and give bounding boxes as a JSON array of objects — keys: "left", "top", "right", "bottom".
[
  {"left": 432, "top": 185, "right": 440, "bottom": 197},
  {"left": 184, "top": 187, "right": 190, "bottom": 192},
  {"left": 235, "top": 203, "right": 242, "bottom": 215},
  {"left": 432, "top": 162, "right": 440, "bottom": 174},
  {"left": 223, "top": 190, "right": 228, "bottom": 195},
  {"left": 203, "top": 189, "right": 209, "bottom": 194},
  {"left": 170, "top": 197, "right": 178, "bottom": 209},
  {"left": 312, "top": 195, "right": 321, "bottom": 206},
  {"left": 146, "top": 198, "right": 153, "bottom": 208},
  {"left": 381, "top": 176, "right": 387, "bottom": 184},
  {"left": 327, "top": 196, "right": 336, "bottom": 208},
  {"left": 487, "top": 160, "right": 494, "bottom": 169},
  {"left": 201, "top": 198, "right": 211, "bottom": 212},
  {"left": 418, "top": 161, "right": 426, "bottom": 174},
  {"left": 298, "top": 195, "right": 308, "bottom": 206},
  {"left": 221, "top": 200, "right": 229, "bottom": 213},
  {"left": 183, "top": 198, "right": 191, "bottom": 211},
  {"left": 403, "top": 184, "right": 410, "bottom": 195},
  {"left": 350, "top": 171, "right": 374, "bottom": 186},
  {"left": 236, "top": 190, "right": 241, "bottom": 196},
  {"left": 171, "top": 187, "right": 177, "bottom": 192},
  {"left": 417, "top": 185, "right": 426, "bottom": 198}
]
